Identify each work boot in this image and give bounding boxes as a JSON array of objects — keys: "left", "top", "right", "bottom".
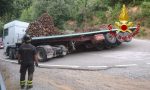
[
  {"left": 21, "top": 85, "right": 25, "bottom": 89},
  {"left": 27, "top": 80, "right": 33, "bottom": 89},
  {"left": 27, "top": 85, "right": 33, "bottom": 89},
  {"left": 20, "top": 80, "right": 25, "bottom": 89}
]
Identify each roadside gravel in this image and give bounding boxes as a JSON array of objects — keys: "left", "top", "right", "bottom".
[{"left": 1, "top": 59, "right": 150, "bottom": 90}]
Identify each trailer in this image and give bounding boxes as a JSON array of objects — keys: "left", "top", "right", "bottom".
[{"left": 3, "top": 20, "right": 137, "bottom": 62}]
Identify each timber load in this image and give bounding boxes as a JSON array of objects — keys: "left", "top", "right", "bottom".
[{"left": 26, "top": 13, "right": 61, "bottom": 37}]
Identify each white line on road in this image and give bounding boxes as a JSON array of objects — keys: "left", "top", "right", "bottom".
[
  {"left": 0, "top": 58, "right": 146, "bottom": 70},
  {"left": 88, "top": 66, "right": 108, "bottom": 68},
  {"left": 0, "top": 58, "right": 18, "bottom": 64},
  {"left": 39, "top": 64, "right": 80, "bottom": 68},
  {"left": 115, "top": 64, "right": 137, "bottom": 67}
]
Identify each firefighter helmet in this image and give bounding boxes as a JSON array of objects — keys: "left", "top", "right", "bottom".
[{"left": 22, "top": 34, "right": 31, "bottom": 43}]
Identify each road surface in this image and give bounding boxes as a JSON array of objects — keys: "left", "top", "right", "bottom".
[
  {"left": 42, "top": 39, "right": 150, "bottom": 66},
  {"left": 0, "top": 39, "right": 150, "bottom": 90}
]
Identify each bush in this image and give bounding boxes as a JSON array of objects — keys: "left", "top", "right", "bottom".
[
  {"left": 0, "top": 21, "right": 4, "bottom": 37},
  {"left": 141, "top": 1, "right": 150, "bottom": 27}
]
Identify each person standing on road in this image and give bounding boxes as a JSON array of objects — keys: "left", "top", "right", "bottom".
[{"left": 18, "top": 34, "right": 38, "bottom": 89}]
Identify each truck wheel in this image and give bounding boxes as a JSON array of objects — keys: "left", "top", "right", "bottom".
[
  {"left": 104, "top": 33, "right": 116, "bottom": 44},
  {"left": 9, "top": 48, "right": 15, "bottom": 59},
  {"left": 57, "top": 45, "right": 68, "bottom": 57},
  {"left": 37, "top": 47, "right": 47, "bottom": 62},
  {"left": 6, "top": 48, "right": 10, "bottom": 56},
  {"left": 124, "top": 32, "right": 132, "bottom": 42},
  {"left": 116, "top": 32, "right": 124, "bottom": 42},
  {"left": 114, "top": 40, "right": 122, "bottom": 46}
]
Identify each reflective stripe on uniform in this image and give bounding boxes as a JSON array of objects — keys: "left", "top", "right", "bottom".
[
  {"left": 20, "top": 80, "right": 25, "bottom": 85},
  {"left": 27, "top": 80, "right": 33, "bottom": 86}
]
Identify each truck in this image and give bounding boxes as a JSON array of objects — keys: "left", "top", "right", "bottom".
[{"left": 3, "top": 20, "right": 137, "bottom": 62}]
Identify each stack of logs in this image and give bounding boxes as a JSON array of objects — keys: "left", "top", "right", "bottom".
[
  {"left": 26, "top": 13, "right": 112, "bottom": 37},
  {"left": 26, "top": 13, "right": 61, "bottom": 37}
]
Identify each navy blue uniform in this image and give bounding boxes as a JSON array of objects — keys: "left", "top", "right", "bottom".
[{"left": 18, "top": 43, "right": 36, "bottom": 88}]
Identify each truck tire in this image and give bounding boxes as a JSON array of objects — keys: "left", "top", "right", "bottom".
[
  {"left": 111, "top": 41, "right": 121, "bottom": 47},
  {"left": 95, "top": 43, "right": 104, "bottom": 51},
  {"left": 9, "top": 48, "right": 15, "bottom": 59},
  {"left": 124, "top": 32, "right": 132, "bottom": 42},
  {"left": 6, "top": 48, "right": 10, "bottom": 56},
  {"left": 56, "top": 45, "right": 68, "bottom": 57},
  {"left": 104, "top": 33, "right": 116, "bottom": 44},
  {"left": 116, "top": 32, "right": 124, "bottom": 42},
  {"left": 36, "top": 47, "right": 47, "bottom": 62}
]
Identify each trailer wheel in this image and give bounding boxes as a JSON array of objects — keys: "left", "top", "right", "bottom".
[
  {"left": 9, "top": 48, "right": 15, "bottom": 59},
  {"left": 116, "top": 32, "right": 124, "bottom": 42},
  {"left": 104, "top": 33, "right": 116, "bottom": 44},
  {"left": 95, "top": 43, "right": 104, "bottom": 51},
  {"left": 124, "top": 32, "right": 132, "bottom": 42},
  {"left": 111, "top": 42, "right": 121, "bottom": 47},
  {"left": 37, "top": 47, "right": 47, "bottom": 62}
]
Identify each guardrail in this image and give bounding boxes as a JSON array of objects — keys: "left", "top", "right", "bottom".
[{"left": 0, "top": 72, "right": 6, "bottom": 90}]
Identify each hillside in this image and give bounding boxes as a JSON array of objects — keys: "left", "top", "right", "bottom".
[{"left": 0, "top": 0, "right": 149, "bottom": 39}]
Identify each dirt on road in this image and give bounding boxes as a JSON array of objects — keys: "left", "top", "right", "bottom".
[{"left": 1, "top": 59, "right": 150, "bottom": 90}]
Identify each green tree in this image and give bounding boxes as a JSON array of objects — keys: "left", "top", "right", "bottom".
[
  {"left": 13, "top": 0, "right": 32, "bottom": 18},
  {"left": 29, "top": 0, "right": 71, "bottom": 29},
  {"left": 0, "top": 0, "right": 13, "bottom": 17},
  {"left": 20, "top": 6, "right": 34, "bottom": 22}
]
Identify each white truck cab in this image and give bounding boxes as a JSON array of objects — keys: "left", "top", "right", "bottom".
[{"left": 3, "top": 20, "right": 29, "bottom": 58}]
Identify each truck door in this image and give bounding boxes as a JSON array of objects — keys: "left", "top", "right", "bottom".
[
  {"left": 3, "top": 27, "right": 15, "bottom": 51},
  {"left": 3, "top": 28, "right": 9, "bottom": 51}
]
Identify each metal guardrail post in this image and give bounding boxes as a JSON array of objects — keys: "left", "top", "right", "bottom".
[{"left": 0, "top": 72, "right": 6, "bottom": 90}]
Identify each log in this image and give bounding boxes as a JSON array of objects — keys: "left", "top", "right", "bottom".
[{"left": 26, "top": 13, "right": 61, "bottom": 37}]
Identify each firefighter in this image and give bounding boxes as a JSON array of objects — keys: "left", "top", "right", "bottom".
[{"left": 18, "top": 34, "right": 38, "bottom": 89}]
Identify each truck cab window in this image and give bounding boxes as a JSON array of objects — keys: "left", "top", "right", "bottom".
[{"left": 4, "top": 28, "right": 8, "bottom": 36}]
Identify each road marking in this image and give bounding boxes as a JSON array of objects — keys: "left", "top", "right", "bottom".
[
  {"left": 0, "top": 58, "right": 18, "bottom": 64},
  {"left": 39, "top": 64, "right": 80, "bottom": 68},
  {"left": 115, "top": 64, "right": 137, "bottom": 67},
  {"left": 88, "top": 66, "right": 108, "bottom": 68},
  {"left": 39, "top": 64, "right": 81, "bottom": 68},
  {"left": 0, "top": 58, "right": 148, "bottom": 70}
]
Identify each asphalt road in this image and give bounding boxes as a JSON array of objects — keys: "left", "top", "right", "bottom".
[
  {"left": 41, "top": 39, "right": 150, "bottom": 80},
  {"left": 1, "top": 39, "right": 150, "bottom": 90},
  {"left": 42, "top": 39, "right": 150, "bottom": 67}
]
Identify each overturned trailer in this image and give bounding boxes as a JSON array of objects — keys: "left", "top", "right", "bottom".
[{"left": 3, "top": 20, "right": 137, "bottom": 62}]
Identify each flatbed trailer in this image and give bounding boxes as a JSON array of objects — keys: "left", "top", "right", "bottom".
[
  {"left": 31, "top": 29, "right": 115, "bottom": 45},
  {"left": 31, "top": 27, "right": 136, "bottom": 47},
  {"left": 30, "top": 27, "right": 136, "bottom": 61}
]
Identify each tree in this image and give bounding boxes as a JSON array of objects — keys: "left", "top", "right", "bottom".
[
  {"left": 0, "top": 0, "right": 13, "bottom": 17},
  {"left": 13, "top": 0, "right": 32, "bottom": 18},
  {"left": 20, "top": 6, "right": 34, "bottom": 22},
  {"left": 29, "top": 0, "right": 71, "bottom": 29}
]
